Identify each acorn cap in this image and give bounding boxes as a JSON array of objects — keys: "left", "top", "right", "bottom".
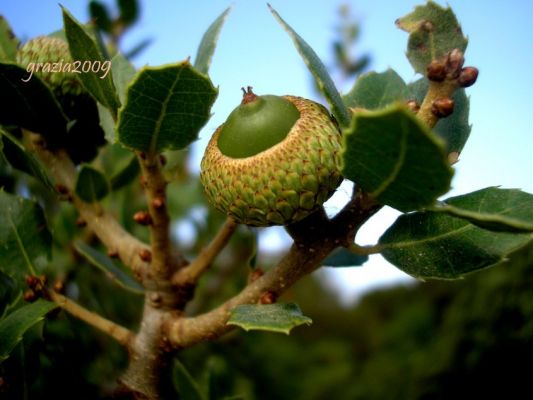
[
  {"left": 16, "top": 36, "right": 84, "bottom": 96},
  {"left": 200, "top": 92, "right": 343, "bottom": 227}
]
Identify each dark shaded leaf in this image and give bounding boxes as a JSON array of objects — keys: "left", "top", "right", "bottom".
[
  {"left": 431, "top": 188, "right": 533, "bottom": 233},
  {"left": 124, "top": 38, "right": 152, "bottom": 60},
  {"left": 110, "top": 155, "right": 140, "bottom": 191},
  {"left": 75, "top": 165, "right": 110, "bottom": 202},
  {"left": 173, "top": 359, "right": 206, "bottom": 400},
  {"left": 396, "top": 1, "right": 468, "bottom": 74},
  {"left": 227, "top": 303, "right": 312, "bottom": 334},
  {"left": 74, "top": 241, "right": 144, "bottom": 294},
  {"left": 0, "top": 63, "right": 67, "bottom": 145},
  {"left": 323, "top": 247, "right": 368, "bottom": 267},
  {"left": 117, "top": 61, "right": 217, "bottom": 152},
  {"left": 118, "top": 0, "right": 139, "bottom": 26},
  {"left": 0, "top": 190, "right": 51, "bottom": 280},
  {"left": 194, "top": 7, "right": 231, "bottom": 75},
  {"left": 343, "top": 69, "right": 408, "bottom": 110},
  {"left": 379, "top": 189, "right": 533, "bottom": 279},
  {"left": 0, "top": 16, "right": 19, "bottom": 62},
  {"left": 341, "top": 104, "right": 453, "bottom": 211},
  {"left": 0, "top": 128, "right": 54, "bottom": 191},
  {"left": 269, "top": 5, "right": 351, "bottom": 127},
  {"left": 0, "top": 299, "right": 57, "bottom": 362},
  {"left": 89, "top": 1, "right": 113, "bottom": 33},
  {"left": 0, "top": 270, "right": 17, "bottom": 317},
  {"left": 62, "top": 7, "right": 121, "bottom": 115}
]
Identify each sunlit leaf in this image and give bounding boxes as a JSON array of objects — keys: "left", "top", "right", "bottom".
[
  {"left": 0, "top": 16, "right": 19, "bottom": 62},
  {"left": 117, "top": 61, "right": 217, "bottom": 152},
  {"left": 194, "top": 7, "right": 231, "bottom": 75},
  {"left": 227, "top": 303, "right": 312, "bottom": 334},
  {"left": 341, "top": 104, "right": 453, "bottom": 211},
  {"left": 269, "top": 4, "right": 351, "bottom": 127}
]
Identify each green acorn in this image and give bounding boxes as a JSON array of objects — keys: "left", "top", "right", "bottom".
[
  {"left": 200, "top": 87, "right": 343, "bottom": 227},
  {"left": 16, "top": 36, "right": 84, "bottom": 96}
]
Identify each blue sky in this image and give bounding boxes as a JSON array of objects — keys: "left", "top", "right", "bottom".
[{"left": 3, "top": 0, "right": 533, "bottom": 302}]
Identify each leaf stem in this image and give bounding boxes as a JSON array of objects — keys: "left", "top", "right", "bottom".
[
  {"left": 49, "top": 290, "right": 134, "bottom": 346},
  {"left": 172, "top": 217, "right": 238, "bottom": 286},
  {"left": 349, "top": 243, "right": 385, "bottom": 255}
]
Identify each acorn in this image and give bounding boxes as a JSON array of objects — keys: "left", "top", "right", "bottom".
[
  {"left": 16, "top": 36, "right": 84, "bottom": 96},
  {"left": 200, "top": 87, "right": 343, "bottom": 227}
]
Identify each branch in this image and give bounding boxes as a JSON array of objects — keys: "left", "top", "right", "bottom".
[
  {"left": 49, "top": 290, "right": 134, "bottom": 346},
  {"left": 24, "top": 131, "right": 150, "bottom": 278},
  {"left": 137, "top": 152, "right": 184, "bottom": 279},
  {"left": 172, "top": 217, "right": 238, "bottom": 286}
]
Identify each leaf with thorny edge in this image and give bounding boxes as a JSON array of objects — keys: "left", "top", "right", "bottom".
[
  {"left": 341, "top": 103, "right": 453, "bottom": 212},
  {"left": 227, "top": 303, "right": 312, "bottom": 335},
  {"left": 268, "top": 4, "right": 351, "bottom": 127},
  {"left": 396, "top": 1, "right": 468, "bottom": 75},
  {"left": 117, "top": 61, "right": 218, "bottom": 153}
]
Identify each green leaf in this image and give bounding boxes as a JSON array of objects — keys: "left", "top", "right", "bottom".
[
  {"left": 0, "top": 128, "right": 55, "bottom": 191},
  {"left": 117, "top": 61, "right": 218, "bottom": 152},
  {"left": 396, "top": 1, "right": 468, "bottom": 74},
  {"left": 0, "top": 190, "right": 51, "bottom": 280},
  {"left": 0, "top": 270, "right": 18, "bottom": 317},
  {"left": 379, "top": 190, "right": 533, "bottom": 279},
  {"left": 89, "top": 1, "right": 113, "bottom": 33},
  {"left": 323, "top": 247, "right": 368, "bottom": 267},
  {"left": 75, "top": 165, "right": 110, "bottom": 202},
  {"left": 62, "top": 7, "right": 121, "bottom": 115},
  {"left": 0, "top": 299, "right": 57, "bottom": 362},
  {"left": 269, "top": 5, "right": 351, "bottom": 127},
  {"left": 194, "top": 7, "right": 231, "bottom": 75},
  {"left": 173, "top": 359, "right": 206, "bottom": 400},
  {"left": 124, "top": 38, "right": 152, "bottom": 60},
  {"left": 341, "top": 104, "right": 453, "bottom": 212},
  {"left": 343, "top": 69, "right": 408, "bottom": 110},
  {"left": 0, "top": 63, "right": 67, "bottom": 145},
  {"left": 0, "top": 16, "right": 19, "bottom": 62},
  {"left": 227, "top": 303, "right": 312, "bottom": 335},
  {"left": 430, "top": 188, "right": 533, "bottom": 233},
  {"left": 118, "top": 0, "right": 140, "bottom": 26},
  {"left": 110, "top": 155, "right": 140, "bottom": 191},
  {"left": 111, "top": 53, "right": 137, "bottom": 104},
  {"left": 407, "top": 78, "right": 471, "bottom": 154},
  {"left": 74, "top": 241, "right": 144, "bottom": 294}
]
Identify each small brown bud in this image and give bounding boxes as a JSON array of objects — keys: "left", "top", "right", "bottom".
[
  {"left": 422, "top": 20, "right": 434, "bottom": 32},
  {"left": 39, "top": 274, "right": 48, "bottom": 285},
  {"left": 458, "top": 67, "right": 478, "bottom": 88},
  {"left": 139, "top": 151, "right": 147, "bottom": 160},
  {"left": 260, "top": 291, "right": 276, "bottom": 305},
  {"left": 25, "top": 275, "right": 39, "bottom": 288},
  {"left": 159, "top": 154, "right": 167, "bottom": 166},
  {"left": 107, "top": 249, "right": 119, "bottom": 258},
  {"left": 55, "top": 184, "right": 69, "bottom": 195},
  {"left": 427, "top": 60, "right": 447, "bottom": 82},
  {"left": 405, "top": 99, "right": 420, "bottom": 113},
  {"left": 431, "top": 97, "right": 454, "bottom": 118},
  {"left": 446, "top": 49, "right": 465, "bottom": 78},
  {"left": 139, "top": 248, "right": 152, "bottom": 262},
  {"left": 75, "top": 217, "right": 87, "bottom": 228},
  {"left": 139, "top": 175, "right": 147, "bottom": 187},
  {"left": 53, "top": 280, "right": 65, "bottom": 294},
  {"left": 23, "top": 289, "right": 37, "bottom": 302},
  {"left": 152, "top": 197, "right": 165, "bottom": 210},
  {"left": 448, "top": 151, "right": 460, "bottom": 165},
  {"left": 248, "top": 268, "right": 264, "bottom": 283},
  {"left": 133, "top": 211, "right": 153, "bottom": 226}
]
